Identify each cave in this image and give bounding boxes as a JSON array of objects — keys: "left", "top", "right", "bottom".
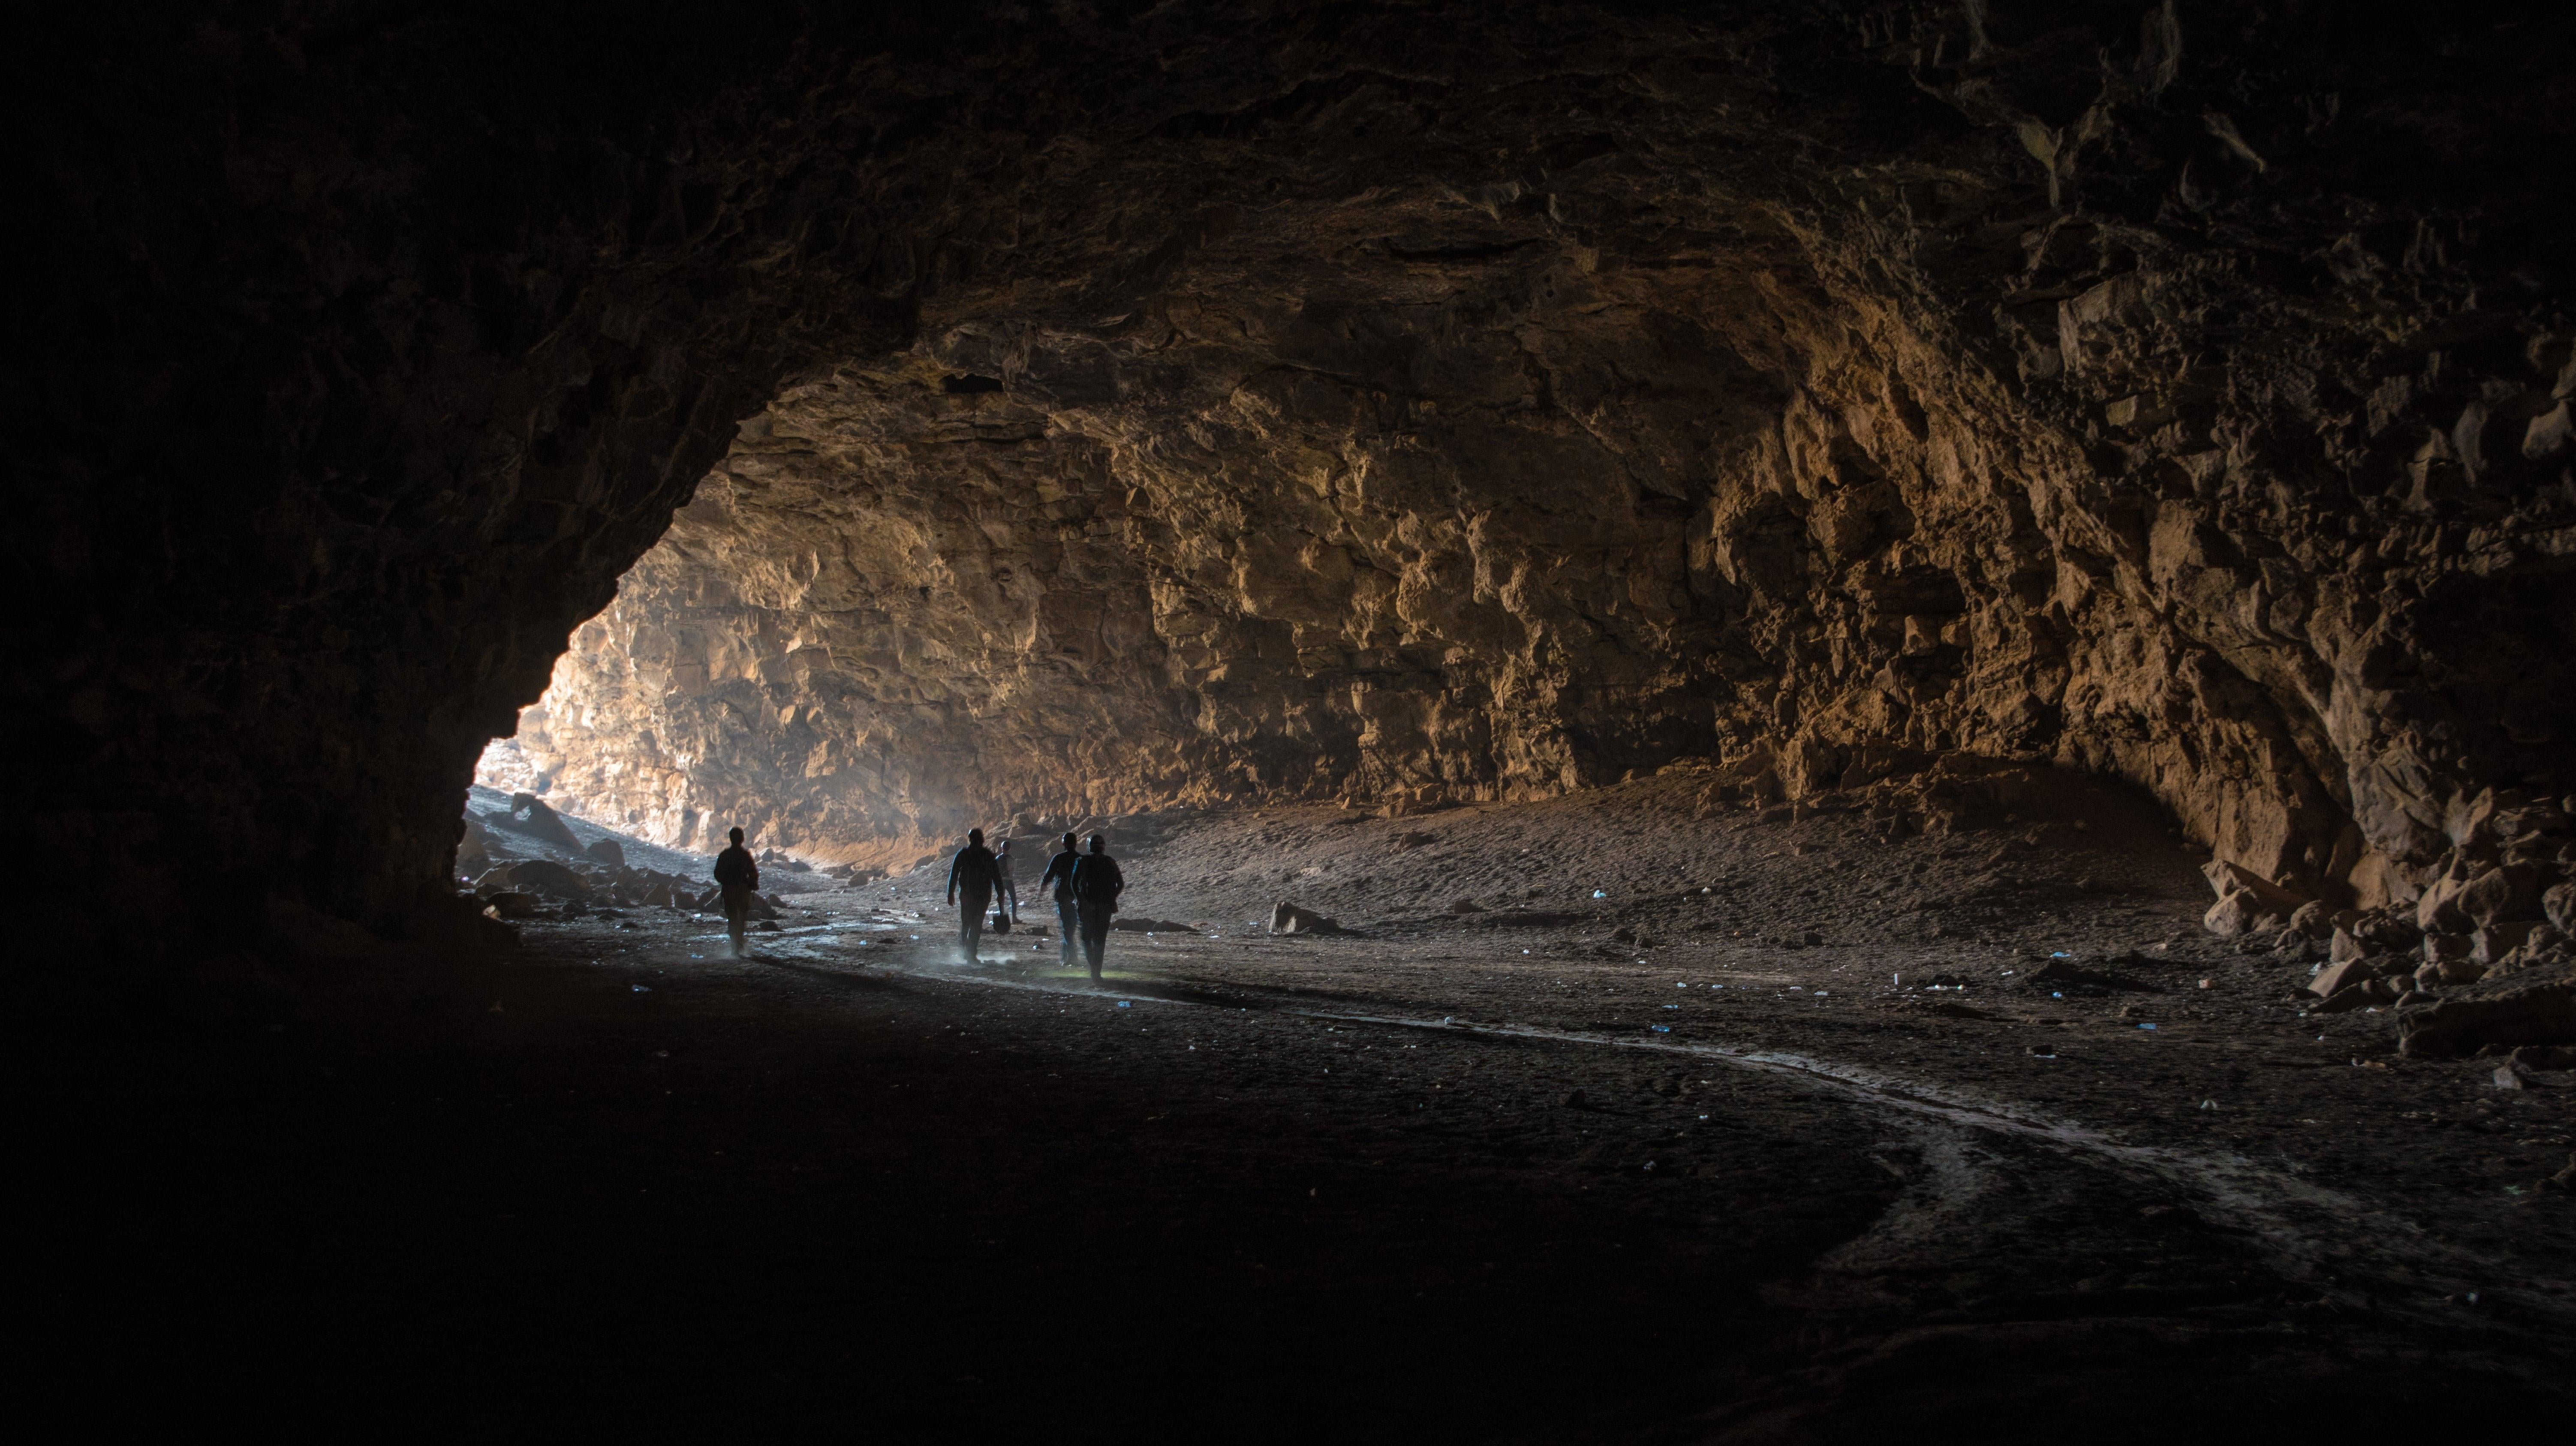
[{"left": 15, "top": 2, "right": 2576, "bottom": 1435}]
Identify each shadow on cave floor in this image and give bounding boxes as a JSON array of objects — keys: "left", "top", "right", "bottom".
[
  {"left": 18, "top": 783, "right": 2576, "bottom": 1438},
  {"left": 15, "top": 943, "right": 2569, "bottom": 1442}
]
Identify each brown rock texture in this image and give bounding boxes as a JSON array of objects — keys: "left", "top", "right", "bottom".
[
  {"left": 512, "top": 4, "right": 2576, "bottom": 925},
  {"left": 12, "top": 3, "right": 2576, "bottom": 972}
]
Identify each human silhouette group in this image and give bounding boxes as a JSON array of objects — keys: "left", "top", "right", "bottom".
[
  {"left": 951, "top": 828, "right": 1123, "bottom": 978},
  {"left": 711, "top": 824, "right": 1126, "bottom": 978}
]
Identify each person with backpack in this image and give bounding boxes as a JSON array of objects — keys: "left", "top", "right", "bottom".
[
  {"left": 1069, "top": 833, "right": 1125, "bottom": 982},
  {"left": 945, "top": 828, "right": 1002, "bottom": 963},
  {"left": 1038, "top": 832, "right": 1081, "bottom": 970},
  {"left": 713, "top": 826, "right": 760, "bottom": 958}
]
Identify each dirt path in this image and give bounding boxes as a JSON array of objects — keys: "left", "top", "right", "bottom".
[{"left": 23, "top": 784, "right": 2574, "bottom": 1438}]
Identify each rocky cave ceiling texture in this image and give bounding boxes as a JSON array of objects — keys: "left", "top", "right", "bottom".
[{"left": 17, "top": 2, "right": 2576, "bottom": 965}]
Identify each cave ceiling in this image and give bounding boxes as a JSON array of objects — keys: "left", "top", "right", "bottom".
[{"left": 15, "top": 1, "right": 2575, "bottom": 960}]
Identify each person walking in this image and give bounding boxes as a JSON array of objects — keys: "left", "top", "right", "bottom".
[
  {"left": 1039, "top": 832, "right": 1081, "bottom": 970},
  {"left": 945, "top": 828, "right": 1002, "bottom": 963},
  {"left": 993, "top": 838, "right": 1020, "bottom": 927},
  {"left": 1070, "top": 832, "right": 1124, "bottom": 982},
  {"left": 713, "top": 826, "right": 760, "bottom": 959}
]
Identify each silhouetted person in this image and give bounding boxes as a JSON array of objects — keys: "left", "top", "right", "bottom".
[
  {"left": 713, "top": 826, "right": 759, "bottom": 959},
  {"left": 1070, "top": 833, "right": 1124, "bottom": 981},
  {"left": 1039, "top": 832, "right": 1080, "bottom": 969},
  {"left": 993, "top": 838, "right": 1019, "bottom": 926},
  {"left": 946, "top": 828, "right": 1001, "bottom": 963}
]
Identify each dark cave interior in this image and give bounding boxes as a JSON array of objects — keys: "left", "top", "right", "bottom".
[{"left": 10, "top": 1, "right": 2576, "bottom": 1436}]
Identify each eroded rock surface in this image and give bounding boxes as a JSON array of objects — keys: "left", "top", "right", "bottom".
[
  {"left": 511, "top": 3, "right": 2576, "bottom": 934},
  {"left": 15, "top": 3, "right": 2575, "bottom": 969}
]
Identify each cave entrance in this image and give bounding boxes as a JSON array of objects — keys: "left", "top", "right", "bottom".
[{"left": 473, "top": 205, "right": 1908, "bottom": 877}]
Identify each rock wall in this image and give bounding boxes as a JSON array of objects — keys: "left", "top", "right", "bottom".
[
  {"left": 512, "top": 3, "right": 2576, "bottom": 925},
  {"left": 11, "top": 2, "right": 2573, "bottom": 981}
]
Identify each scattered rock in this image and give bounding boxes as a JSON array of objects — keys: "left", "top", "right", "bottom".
[
  {"left": 584, "top": 837, "right": 626, "bottom": 868},
  {"left": 2511, "top": 1045, "right": 2576, "bottom": 1071},
  {"left": 1447, "top": 898, "right": 1484, "bottom": 914},
  {"left": 480, "top": 891, "right": 542, "bottom": 919}
]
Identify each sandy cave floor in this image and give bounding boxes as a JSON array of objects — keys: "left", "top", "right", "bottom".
[{"left": 25, "top": 777, "right": 2576, "bottom": 1439}]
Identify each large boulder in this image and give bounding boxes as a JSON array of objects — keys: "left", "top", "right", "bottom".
[
  {"left": 2546, "top": 883, "right": 2576, "bottom": 934},
  {"left": 2410, "top": 857, "right": 2543, "bottom": 934},
  {"left": 489, "top": 791, "right": 584, "bottom": 852},
  {"left": 2459, "top": 865, "right": 2542, "bottom": 928},
  {"left": 1270, "top": 902, "right": 1342, "bottom": 936},
  {"left": 2397, "top": 981, "right": 2576, "bottom": 1059},
  {"left": 457, "top": 811, "right": 493, "bottom": 878},
  {"left": 584, "top": 837, "right": 626, "bottom": 868},
  {"left": 2200, "top": 861, "right": 2302, "bottom": 938},
  {"left": 2307, "top": 957, "right": 2407, "bottom": 1000},
  {"left": 476, "top": 859, "right": 591, "bottom": 899}
]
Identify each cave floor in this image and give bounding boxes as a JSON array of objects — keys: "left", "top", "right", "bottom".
[{"left": 29, "top": 787, "right": 2576, "bottom": 1439}]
